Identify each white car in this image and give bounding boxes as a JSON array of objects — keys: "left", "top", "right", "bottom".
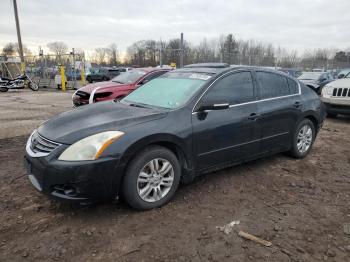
[{"left": 321, "top": 73, "right": 350, "bottom": 117}]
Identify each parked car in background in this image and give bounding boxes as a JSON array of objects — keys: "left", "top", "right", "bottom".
[
  {"left": 279, "top": 68, "right": 302, "bottom": 78},
  {"left": 337, "top": 68, "right": 350, "bottom": 79},
  {"left": 321, "top": 72, "right": 350, "bottom": 117},
  {"left": 298, "top": 71, "right": 334, "bottom": 94},
  {"left": 86, "top": 67, "right": 130, "bottom": 83},
  {"left": 72, "top": 68, "right": 170, "bottom": 107},
  {"left": 66, "top": 69, "right": 81, "bottom": 81},
  {"left": 25, "top": 63, "right": 325, "bottom": 210}
]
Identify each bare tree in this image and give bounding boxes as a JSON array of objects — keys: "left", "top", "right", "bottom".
[
  {"left": 2, "top": 43, "right": 16, "bottom": 56},
  {"left": 94, "top": 47, "right": 109, "bottom": 65},
  {"left": 2, "top": 42, "right": 32, "bottom": 57},
  {"left": 106, "top": 43, "right": 119, "bottom": 65},
  {"left": 47, "top": 41, "right": 68, "bottom": 56}
]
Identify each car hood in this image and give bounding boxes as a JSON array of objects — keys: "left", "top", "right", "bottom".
[
  {"left": 78, "top": 81, "right": 132, "bottom": 93},
  {"left": 327, "top": 78, "right": 350, "bottom": 88},
  {"left": 38, "top": 102, "right": 167, "bottom": 144},
  {"left": 298, "top": 79, "right": 319, "bottom": 84}
]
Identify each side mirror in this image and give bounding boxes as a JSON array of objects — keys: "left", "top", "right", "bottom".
[{"left": 197, "top": 102, "right": 229, "bottom": 112}]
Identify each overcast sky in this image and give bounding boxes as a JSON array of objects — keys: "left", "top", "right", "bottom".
[{"left": 0, "top": 0, "right": 349, "bottom": 58}]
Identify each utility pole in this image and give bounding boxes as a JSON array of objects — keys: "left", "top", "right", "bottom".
[
  {"left": 180, "top": 33, "right": 184, "bottom": 68},
  {"left": 12, "top": 0, "right": 24, "bottom": 63}
]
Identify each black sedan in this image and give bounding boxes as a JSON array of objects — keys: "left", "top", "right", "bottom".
[{"left": 25, "top": 64, "right": 325, "bottom": 210}]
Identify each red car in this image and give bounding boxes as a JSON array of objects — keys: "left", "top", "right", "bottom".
[{"left": 72, "top": 68, "right": 170, "bottom": 107}]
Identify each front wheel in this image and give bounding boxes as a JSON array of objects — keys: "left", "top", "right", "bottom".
[
  {"left": 122, "top": 146, "right": 181, "bottom": 210},
  {"left": 28, "top": 81, "right": 39, "bottom": 91},
  {"left": 0, "top": 86, "right": 9, "bottom": 92},
  {"left": 289, "top": 119, "right": 316, "bottom": 159}
]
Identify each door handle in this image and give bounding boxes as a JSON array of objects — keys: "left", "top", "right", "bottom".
[
  {"left": 248, "top": 113, "right": 259, "bottom": 121},
  {"left": 294, "top": 101, "right": 302, "bottom": 108}
]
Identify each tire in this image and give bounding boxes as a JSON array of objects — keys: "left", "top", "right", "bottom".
[
  {"left": 0, "top": 87, "right": 8, "bottom": 92},
  {"left": 28, "top": 81, "right": 39, "bottom": 91},
  {"left": 289, "top": 119, "right": 316, "bottom": 159},
  {"left": 102, "top": 76, "right": 108, "bottom": 81},
  {"left": 122, "top": 146, "right": 181, "bottom": 210}
]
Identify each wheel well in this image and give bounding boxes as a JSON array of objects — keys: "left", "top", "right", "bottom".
[
  {"left": 304, "top": 115, "right": 318, "bottom": 131},
  {"left": 117, "top": 141, "right": 190, "bottom": 195},
  {"left": 148, "top": 141, "right": 189, "bottom": 170}
]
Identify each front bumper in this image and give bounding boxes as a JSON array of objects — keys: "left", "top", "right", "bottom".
[
  {"left": 72, "top": 96, "right": 89, "bottom": 107},
  {"left": 323, "top": 103, "right": 350, "bottom": 115},
  {"left": 24, "top": 153, "right": 121, "bottom": 203}
]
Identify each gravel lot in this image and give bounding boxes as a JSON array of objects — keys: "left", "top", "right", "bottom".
[{"left": 0, "top": 90, "right": 350, "bottom": 261}]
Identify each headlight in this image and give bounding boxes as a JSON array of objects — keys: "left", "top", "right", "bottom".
[
  {"left": 321, "top": 85, "right": 332, "bottom": 96},
  {"left": 58, "top": 131, "right": 124, "bottom": 161}
]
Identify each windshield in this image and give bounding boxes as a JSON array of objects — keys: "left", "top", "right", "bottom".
[
  {"left": 298, "top": 72, "right": 322, "bottom": 80},
  {"left": 345, "top": 72, "right": 350, "bottom": 78},
  {"left": 122, "top": 72, "right": 211, "bottom": 109},
  {"left": 112, "top": 69, "right": 146, "bottom": 84}
]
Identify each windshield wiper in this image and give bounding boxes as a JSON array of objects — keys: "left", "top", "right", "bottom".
[
  {"left": 113, "top": 80, "right": 124, "bottom": 84},
  {"left": 128, "top": 102, "right": 152, "bottom": 109}
]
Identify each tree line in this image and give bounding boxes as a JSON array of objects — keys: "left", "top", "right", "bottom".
[
  {"left": 2, "top": 34, "right": 350, "bottom": 69},
  {"left": 124, "top": 34, "right": 350, "bottom": 69}
]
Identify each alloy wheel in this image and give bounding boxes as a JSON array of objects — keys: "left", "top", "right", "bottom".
[
  {"left": 297, "top": 124, "right": 313, "bottom": 154},
  {"left": 137, "top": 158, "right": 174, "bottom": 203}
]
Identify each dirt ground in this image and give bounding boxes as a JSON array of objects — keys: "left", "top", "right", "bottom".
[{"left": 0, "top": 91, "right": 350, "bottom": 262}]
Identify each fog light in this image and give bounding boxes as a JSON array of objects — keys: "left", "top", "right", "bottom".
[
  {"left": 54, "top": 185, "right": 78, "bottom": 197},
  {"left": 64, "top": 187, "right": 77, "bottom": 197}
]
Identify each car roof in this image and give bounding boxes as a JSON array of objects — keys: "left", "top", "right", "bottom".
[
  {"left": 173, "top": 67, "right": 225, "bottom": 74},
  {"left": 184, "top": 63, "right": 230, "bottom": 69},
  {"left": 300, "top": 71, "right": 324, "bottom": 75},
  {"left": 134, "top": 67, "right": 170, "bottom": 73},
  {"left": 174, "top": 65, "right": 290, "bottom": 76}
]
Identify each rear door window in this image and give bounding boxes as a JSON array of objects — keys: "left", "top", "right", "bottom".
[
  {"left": 256, "top": 71, "right": 290, "bottom": 99},
  {"left": 287, "top": 78, "right": 299, "bottom": 94}
]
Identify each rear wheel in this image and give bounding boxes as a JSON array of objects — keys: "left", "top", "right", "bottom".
[
  {"left": 289, "top": 119, "right": 315, "bottom": 159},
  {"left": 122, "top": 146, "right": 181, "bottom": 210}
]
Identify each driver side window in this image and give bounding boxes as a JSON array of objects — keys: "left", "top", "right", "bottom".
[{"left": 201, "top": 71, "right": 255, "bottom": 105}]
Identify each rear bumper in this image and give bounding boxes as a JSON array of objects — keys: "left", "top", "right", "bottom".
[{"left": 24, "top": 154, "right": 121, "bottom": 203}]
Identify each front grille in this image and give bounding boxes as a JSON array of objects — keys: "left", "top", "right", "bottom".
[
  {"left": 332, "top": 88, "right": 350, "bottom": 97},
  {"left": 30, "top": 131, "right": 60, "bottom": 155}
]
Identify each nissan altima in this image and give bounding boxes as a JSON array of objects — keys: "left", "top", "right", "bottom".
[{"left": 25, "top": 63, "right": 325, "bottom": 210}]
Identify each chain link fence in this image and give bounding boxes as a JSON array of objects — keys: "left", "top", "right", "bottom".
[{"left": 0, "top": 54, "right": 87, "bottom": 90}]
